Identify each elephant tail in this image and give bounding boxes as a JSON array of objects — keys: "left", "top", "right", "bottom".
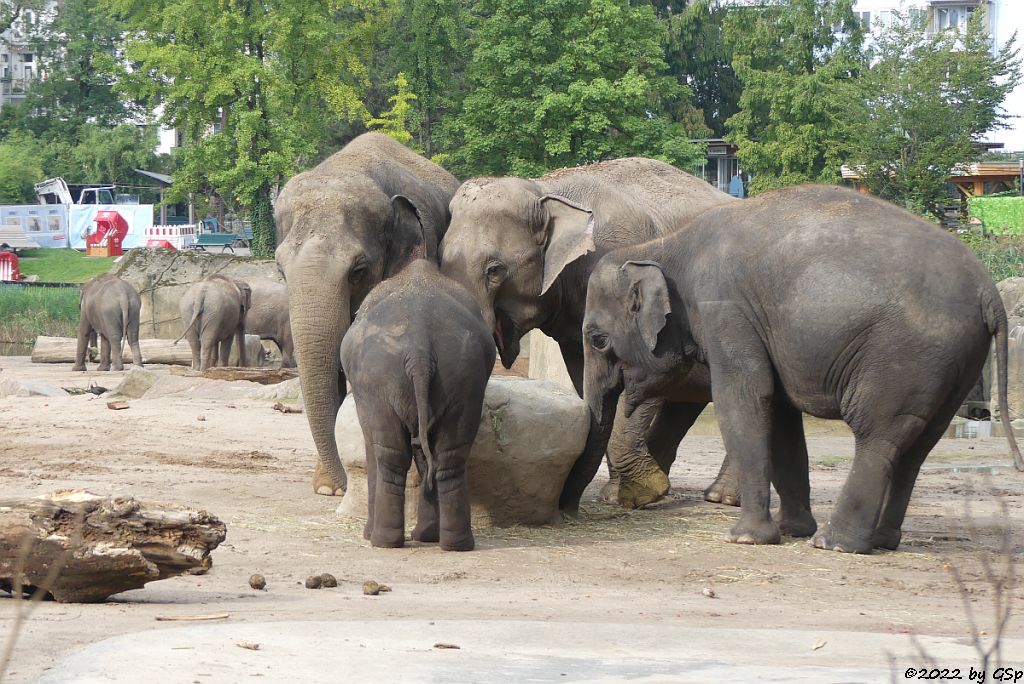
[
  {"left": 174, "top": 300, "right": 203, "bottom": 346},
  {"left": 119, "top": 296, "right": 130, "bottom": 361},
  {"left": 988, "top": 292, "right": 1024, "bottom": 471},
  {"left": 407, "top": 355, "right": 437, "bottom": 493}
]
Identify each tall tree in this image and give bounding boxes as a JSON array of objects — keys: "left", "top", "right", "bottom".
[
  {"left": 724, "top": 0, "right": 865, "bottom": 193},
  {"left": 110, "top": 0, "right": 391, "bottom": 257},
  {"left": 849, "top": 10, "right": 1022, "bottom": 217},
  {"left": 447, "top": 0, "right": 706, "bottom": 178}
]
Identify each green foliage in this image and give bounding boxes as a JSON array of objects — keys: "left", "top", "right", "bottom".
[
  {"left": 958, "top": 232, "right": 1024, "bottom": 282},
  {"left": 447, "top": 0, "right": 706, "bottom": 178},
  {"left": 724, "top": 0, "right": 865, "bottom": 194},
  {"left": 0, "top": 131, "right": 46, "bottom": 204},
  {"left": 849, "top": 10, "right": 1022, "bottom": 217},
  {"left": 110, "top": 0, "right": 394, "bottom": 257},
  {"left": 0, "top": 286, "right": 80, "bottom": 344},
  {"left": 968, "top": 196, "right": 1024, "bottom": 235},
  {"left": 365, "top": 73, "right": 418, "bottom": 148},
  {"left": 15, "top": 249, "right": 117, "bottom": 282}
]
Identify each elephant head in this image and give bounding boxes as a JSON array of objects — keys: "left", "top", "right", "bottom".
[
  {"left": 440, "top": 177, "right": 596, "bottom": 369},
  {"left": 583, "top": 258, "right": 692, "bottom": 426},
  {"left": 275, "top": 170, "right": 425, "bottom": 495}
]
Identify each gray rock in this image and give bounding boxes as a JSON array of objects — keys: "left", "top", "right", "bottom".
[
  {"left": 998, "top": 277, "right": 1024, "bottom": 319},
  {"left": 114, "top": 369, "right": 159, "bottom": 399},
  {"left": 335, "top": 376, "right": 588, "bottom": 527},
  {"left": 0, "top": 376, "right": 69, "bottom": 398}
]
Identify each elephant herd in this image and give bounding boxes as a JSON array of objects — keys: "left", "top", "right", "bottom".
[
  {"left": 74, "top": 273, "right": 295, "bottom": 373},
  {"left": 77, "top": 131, "right": 1024, "bottom": 556}
]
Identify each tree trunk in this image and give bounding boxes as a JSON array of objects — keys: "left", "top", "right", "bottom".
[
  {"left": 0, "top": 491, "right": 226, "bottom": 603},
  {"left": 249, "top": 185, "right": 275, "bottom": 258}
]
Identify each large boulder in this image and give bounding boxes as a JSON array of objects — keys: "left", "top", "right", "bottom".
[
  {"left": 335, "top": 376, "right": 588, "bottom": 528},
  {"left": 998, "top": 277, "right": 1024, "bottom": 319},
  {"left": 526, "top": 330, "right": 574, "bottom": 389},
  {"left": 112, "top": 249, "right": 282, "bottom": 339}
]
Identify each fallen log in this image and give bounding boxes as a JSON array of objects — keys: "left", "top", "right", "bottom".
[
  {"left": 31, "top": 335, "right": 266, "bottom": 367},
  {"left": 0, "top": 491, "right": 226, "bottom": 603},
  {"left": 170, "top": 366, "right": 298, "bottom": 385}
]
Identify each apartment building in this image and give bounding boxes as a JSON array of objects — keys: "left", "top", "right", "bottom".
[{"left": 0, "top": 4, "right": 57, "bottom": 108}]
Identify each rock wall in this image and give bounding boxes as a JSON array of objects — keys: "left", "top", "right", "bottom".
[
  {"left": 526, "top": 330, "right": 574, "bottom": 390},
  {"left": 112, "top": 250, "right": 282, "bottom": 339}
]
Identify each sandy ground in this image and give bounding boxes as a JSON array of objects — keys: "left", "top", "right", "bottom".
[{"left": 1, "top": 356, "right": 1023, "bottom": 682}]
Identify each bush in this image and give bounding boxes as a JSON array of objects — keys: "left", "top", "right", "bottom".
[
  {"left": 967, "top": 196, "right": 1024, "bottom": 235},
  {"left": 0, "top": 286, "right": 80, "bottom": 344},
  {"left": 958, "top": 232, "right": 1024, "bottom": 282}
]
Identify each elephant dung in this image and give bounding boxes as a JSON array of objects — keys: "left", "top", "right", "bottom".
[{"left": 335, "top": 376, "right": 589, "bottom": 528}]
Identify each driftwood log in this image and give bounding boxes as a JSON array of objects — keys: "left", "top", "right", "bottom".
[
  {"left": 30, "top": 335, "right": 265, "bottom": 367},
  {"left": 0, "top": 491, "right": 226, "bottom": 603},
  {"left": 169, "top": 365, "right": 298, "bottom": 385}
]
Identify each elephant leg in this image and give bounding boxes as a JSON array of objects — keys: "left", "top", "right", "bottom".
[
  {"left": 434, "top": 443, "right": 474, "bottom": 552},
  {"left": 127, "top": 314, "right": 143, "bottom": 368},
  {"left": 73, "top": 316, "right": 91, "bottom": 371},
  {"left": 704, "top": 455, "right": 741, "bottom": 507},
  {"left": 363, "top": 441, "right": 377, "bottom": 541},
  {"left": 108, "top": 324, "right": 125, "bottom": 372},
  {"left": 97, "top": 335, "right": 112, "bottom": 371},
  {"left": 411, "top": 444, "right": 440, "bottom": 544},
  {"left": 872, "top": 386, "right": 967, "bottom": 551},
  {"left": 219, "top": 338, "right": 232, "bottom": 367},
  {"left": 200, "top": 331, "right": 219, "bottom": 371},
  {"left": 604, "top": 398, "right": 670, "bottom": 509},
  {"left": 235, "top": 327, "right": 247, "bottom": 367},
  {"left": 370, "top": 435, "right": 413, "bottom": 548},
  {"left": 769, "top": 397, "right": 816, "bottom": 538}
]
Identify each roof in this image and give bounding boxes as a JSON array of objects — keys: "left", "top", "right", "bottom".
[{"left": 133, "top": 169, "right": 174, "bottom": 186}]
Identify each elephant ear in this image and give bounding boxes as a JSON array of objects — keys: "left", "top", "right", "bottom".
[
  {"left": 620, "top": 260, "right": 671, "bottom": 352},
  {"left": 385, "top": 195, "right": 425, "bottom": 277},
  {"left": 537, "top": 195, "right": 596, "bottom": 295}
]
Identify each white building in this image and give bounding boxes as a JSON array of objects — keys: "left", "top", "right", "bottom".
[
  {"left": 0, "top": 5, "right": 54, "bottom": 108},
  {"left": 852, "top": 0, "right": 1024, "bottom": 152}
]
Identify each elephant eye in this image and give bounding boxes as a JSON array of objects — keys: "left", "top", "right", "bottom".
[
  {"left": 590, "top": 332, "right": 609, "bottom": 352},
  {"left": 350, "top": 263, "right": 368, "bottom": 284},
  {"left": 484, "top": 261, "right": 506, "bottom": 284}
]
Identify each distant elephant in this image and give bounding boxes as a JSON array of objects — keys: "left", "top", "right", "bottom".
[
  {"left": 582, "top": 185, "right": 1024, "bottom": 553},
  {"left": 245, "top": 279, "right": 294, "bottom": 368},
  {"left": 175, "top": 274, "right": 252, "bottom": 371},
  {"left": 341, "top": 252, "right": 495, "bottom": 551},
  {"left": 439, "top": 158, "right": 736, "bottom": 512},
  {"left": 275, "top": 132, "right": 460, "bottom": 497},
  {"left": 73, "top": 273, "right": 143, "bottom": 372}
]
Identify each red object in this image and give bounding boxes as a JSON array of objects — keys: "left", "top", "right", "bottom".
[
  {"left": 146, "top": 239, "right": 177, "bottom": 250},
  {"left": 86, "top": 210, "right": 129, "bottom": 257},
  {"left": 0, "top": 251, "right": 19, "bottom": 281}
]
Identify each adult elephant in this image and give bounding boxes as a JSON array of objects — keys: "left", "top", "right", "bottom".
[
  {"left": 275, "top": 132, "right": 459, "bottom": 496},
  {"left": 245, "top": 279, "right": 294, "bottom": 368},
  {"left": 439, "top": 158, "right": 736, "bottom": 512},
  {"left": 176, "top": 274, "right": 252, "bottom": 371},
  {"left": 73, "top": 273, "right": 143, "bottom": 372}
]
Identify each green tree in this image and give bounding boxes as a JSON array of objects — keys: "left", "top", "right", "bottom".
[
  {"left": 110, "top": 0, "right": 391, "bottom": 257},
  {"left": 0, "top": 129, "right": 44, "bottom": 203},
  {"left": 848, "top": 10, "right": 1022, "bottom": 217},
  {"left": 365, "top": 73, "right": 418, "bottom": 148},
  {"left": 448, "top": 0, "right": 705, "bottom": 178},
  {"left": 724, "top": 0, "right": 866, "bottom": 193}
]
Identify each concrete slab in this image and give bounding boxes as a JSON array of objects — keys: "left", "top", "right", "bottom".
[{"left": 37, "top": 619, "right": 1022, "bottom": 683}]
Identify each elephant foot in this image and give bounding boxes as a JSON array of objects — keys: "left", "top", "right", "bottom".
[
  {"left": 370, "top": 527, "right": 405, "bottom": 549},
  {"left": 312, "top": 462, "right": 346, "bottom": 496},
  {"left": 440, "top": 533, "right": 475, "bottom": 552},
  {"left": 704, "top": 479, "right": 740, "bottom": 507},
  {"left": 132, "top": 364, "right": 145, "bottom": 370},
  {"left": 616, "top": 470, "right": 670, "bottom": 509},
  {"left": 871, "top": 526, "right": 902, "bottom": 551},
  {"left": 412, "top": 522, "right": 440, "bottom": 544},
  {"left": 599, "top": 479, "right": 620, "bottom": 504},
  {"left": 774, "top": 508, "right": 817, "bottom": 538},
  {"left": 725, "top": 517, "right": 781, "bottom": 545},
  {"left": 72, "top": 364, "right": 86, "bottom": 372},
  {"left": 97, "top": 363, "right": 111, "bottom": 372},
  {"left": 811, "top": 521, "right": 873, "bottom": 554}
]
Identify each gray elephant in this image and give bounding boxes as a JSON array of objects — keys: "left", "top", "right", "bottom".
[
  {"left": 341, "top": 250, "right": 495, "bottom": 551},
  {"left": 73, "top": 273, "right": 143, "bottom": 372},
  {"left": 175, "top": 274, "right": 252, "bottom": 371},
  {"left": 439, "top": 158, "right": 736, "bottom": 512},
  {"left": 275, "top": 132, "right": 460, "bottom": 496},
  {"left": 245, "top": 279, "right": 294, "bottom": 368},
  {"left": 582, "top": 185, "right": 1024, "bottom": 553}
]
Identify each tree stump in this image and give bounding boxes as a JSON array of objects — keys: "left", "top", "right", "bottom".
[{"left": 0, "top": 491, "right": 226, "bottom": 603}]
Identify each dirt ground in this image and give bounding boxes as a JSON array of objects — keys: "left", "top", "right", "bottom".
[{"left": 1, "top": 356, "right": 1023, "bottom": 682}]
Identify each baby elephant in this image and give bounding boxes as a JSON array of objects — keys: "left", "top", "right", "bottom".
[
  {"left": 175, "top": 274, "right": 252, "bottom": 371},
  {"left": 341, "top": 258, "right": 495, "bottom": 551},
  {"left": 74, "top": 274, "right": 143, "bottom": 372},
  {"left": 245, "top": 279, "right": 295, "bottom": 368}
]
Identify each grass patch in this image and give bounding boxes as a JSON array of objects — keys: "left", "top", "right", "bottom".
[
  {"left": 0, "top": 286, "right": 79, "bottom": 344},
  {"left": 957, "top": 232, "right": 1024, "bottom": 282},
  {"left": 15, "top": 248, "right": 116, "bottom": 283}
]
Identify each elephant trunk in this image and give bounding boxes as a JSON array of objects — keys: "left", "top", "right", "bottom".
[{"left": 290, "top": 285, "right": 351, "bottom": 493}]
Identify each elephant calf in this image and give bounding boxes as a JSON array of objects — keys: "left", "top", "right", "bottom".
[
  {"left": 246, "top": 279, "right": 294, "bottom": 368},
  {"left": 74, "top": 273, "right": 143, "bottom": 372},
  {"left": 340, "top": 258, "right": 495, "bottom": 551},
  {"left": 175, "top": 275, "right": 252, "bottom": 371}
]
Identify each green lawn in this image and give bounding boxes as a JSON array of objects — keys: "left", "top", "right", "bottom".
[{"left": 14, "top": 248, "right": 117, "bottom": 283}]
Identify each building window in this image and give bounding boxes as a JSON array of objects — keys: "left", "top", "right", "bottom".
[
  {"left": 858, "top": 10, "right": 871, "bottom": 28},
  {"left": 936, "top": 6, "right": 975, "bottom": 32},
  {"left": 23, "top": 66, "right": 32, "bottom": 80},
  {"left": 22, "top": 53, "right": 32, "bottom": 63}
]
